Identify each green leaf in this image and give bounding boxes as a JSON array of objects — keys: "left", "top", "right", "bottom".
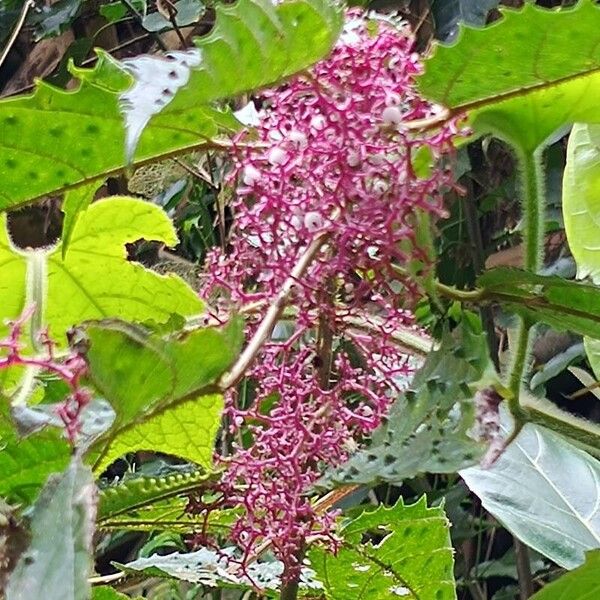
[
  {"left": 0, "top": 197, "right": 203, "bottom": 341},
  {"left": 93, "top": 393, "right": 223, "bottom": 474},
  {"left": 0, "top": 0, "right": 342, "bottom": 210},
  {"left": 80, "top": 317, "right": 242, "bottom": 469},
  {"left": 461, "top": 424, "right": 600, "bottom": 570},
  {"left": 0, "top": 404, "right": 70, "bottom": 504},
  {"left": 420, "top": 2, "right": 600, "bottom": 152},
  {"left": 563, "top": 123, "right": 600, "bottom": 283},
  {"left": 6, "top": 456, "right": 95, "bottom": 600},
  {"left": 97, "top": 470, "right": 213, "bottom": 522},
  {"left": 530, "top": 550, "right": 600, "bottom": 600},
  {"left": 319, "top": 317, "right": 492, "bottom": 487},
  {"left": 478, "top": 268, "right": 600, "bottom": 339},
  {"left": 309, "top": 497, "right": 456, "bottom": 600},
  {"left": 92, "top": 587, "right": 130, "bottom": 600}
]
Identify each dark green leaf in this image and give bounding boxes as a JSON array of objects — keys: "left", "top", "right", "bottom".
[
  {"left": 98, "top": 469, "right": 213, "bottom": 522},
  {"left": 478, "top": 268, "right": 600, "bottom": 339},
  {"left": 29, "top": 0, "right": 84, "bottom": 40},
  {"left": 320, "top": 317, "right": 493, "bottom": 487}
]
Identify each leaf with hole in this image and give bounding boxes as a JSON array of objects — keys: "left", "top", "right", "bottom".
[{"left": 0, "top": 197, "right": 203, "bottom": 343}]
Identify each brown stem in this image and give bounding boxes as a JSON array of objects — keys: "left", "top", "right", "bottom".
[{"left": 514, "top": 538, "right": 534, "bottom": 599}]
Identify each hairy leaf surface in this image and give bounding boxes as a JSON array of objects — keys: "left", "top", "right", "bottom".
[{"left": 6, "top": 456, "right": 95, "bottom": 600}]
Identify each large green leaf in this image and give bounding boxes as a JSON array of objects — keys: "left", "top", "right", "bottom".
[
  {"left": 419, "top": 1, "right": 600, "bottom": 152},
  {"left": 319, "top": 317, "right": 493, "bottom": 488},
  {"left": 461, "top": 424, "right": 600, "bottom": 570},
  {"left": 0, "top": 197, "right": 202, "bottom": 340},
  {"left": 530, "top": 550, "right": 600, "bottom": 600},
  {"left": 308, "top": 497, "right": 456, "bottom": 600},
  {"left": 6, "top": 456, "right": 96, "bottom": 600},
  {"left": 0, "top": 0, "right": 342, "bottom": 210},
  {"left": 80, "top": 318, "right": 242, "bottom": 470}
]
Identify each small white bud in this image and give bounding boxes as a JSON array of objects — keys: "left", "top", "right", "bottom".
[
  {"left": 242, "top": 164, "right": 261, "bottom": 186},
  {"left": 310, "top": 115, "right": 326, "bottom": 131},
  {"left": 382, "top": 105, "right": 402, "bottom": 125},
  {"left": 372, "top": 179, "right": 388, "bottom": 196},
  {"left": 267, "top": 146, "right": 288, "bottom": 165},
  {"left": 304, "top": 211, "right": 323, "bottom": 232},
  {"left": 347, "top": 150, "right": 360, "bottom": 167},
  {"left": 288, "top": 129, "right": 307, "bottom": 147}
]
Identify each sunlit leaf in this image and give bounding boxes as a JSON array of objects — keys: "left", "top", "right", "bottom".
[
  {"left": 0, "top": 0, "right": 342, "bottom": 210},
  {"left": 0, "top": 197, "right": 203, "bottom": 341}
]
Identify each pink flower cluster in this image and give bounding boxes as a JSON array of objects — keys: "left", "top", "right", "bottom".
[
  {"left": 199, "top": 12, "right": 462, "bottom": 579},
  {"left": 0, "top": 307, "right": 91, "bottom": 443}
]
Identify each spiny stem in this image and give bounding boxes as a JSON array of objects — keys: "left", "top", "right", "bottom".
[{"left": 505, "top": 147, "right": 545, "bottom": 425}]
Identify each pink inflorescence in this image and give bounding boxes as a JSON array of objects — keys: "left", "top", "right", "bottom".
[
  {"left": 0, "top": 307, "right": 91, "bottom": 444},
  {"left": 200, "top": 11, "right": 463, "bottom": 579}
]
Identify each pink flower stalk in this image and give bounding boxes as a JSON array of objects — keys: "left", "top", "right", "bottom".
[
  {"left": 0, "top": 307, "right": 91, "bottom": 444},
  {"left": 198, "top": 11, "right": 464, "bottom": 580}
]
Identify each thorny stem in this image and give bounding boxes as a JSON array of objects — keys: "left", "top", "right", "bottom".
[{"left": 505, "top": 149, "right": 545, "bottom": 428}]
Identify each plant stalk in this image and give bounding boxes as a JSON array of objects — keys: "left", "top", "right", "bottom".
[{"left": 505, "top": 147, "right": 546, "bottom": 424}]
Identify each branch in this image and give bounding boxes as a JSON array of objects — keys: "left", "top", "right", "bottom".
[{"left": 219, "top": 231, "right": 330, "bottom": 390}]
